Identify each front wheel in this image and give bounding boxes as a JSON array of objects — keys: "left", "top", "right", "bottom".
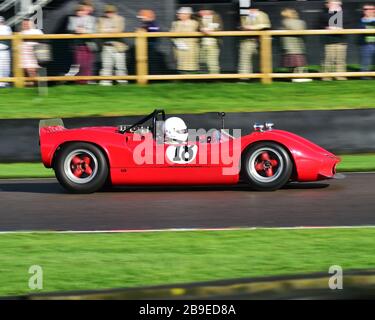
[
  {"left": 54, "top": 142, "right": 109, "bottom": 194},
  {"left": 242, "top": 142, "right": 293, "bottom": 191}
]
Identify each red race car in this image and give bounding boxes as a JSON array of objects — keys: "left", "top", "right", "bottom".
[{"left": 39, "top": 109, "right": 340, "bottom": 193}]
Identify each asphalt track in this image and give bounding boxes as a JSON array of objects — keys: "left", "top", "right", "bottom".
[{"left": 0, "top": 173, "right": 374, "bottom": 232}]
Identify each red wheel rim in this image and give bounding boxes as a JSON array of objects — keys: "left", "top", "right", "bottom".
[
  {"left": 249, "top": 148, "right": 284, "bottom": 183},
  {"left": 64, "top": 149, "right": 98, "bottom": 184}
]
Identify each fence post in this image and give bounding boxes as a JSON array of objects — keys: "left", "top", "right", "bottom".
[
  {"left": 12, "top": 33, "right": 25, "bottom": 88},
  {"left": 135, "top": 30, "right": 149, "bottom": 85},
  {"left": 260, "top": 32, "right": 272, "bottom": 84}
]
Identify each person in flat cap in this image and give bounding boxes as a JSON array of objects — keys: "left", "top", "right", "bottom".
[
  {"left": 198, "top": 8, "right": 223, "bottom": 74},
  {"left": 0, "top": 16, "right": 12, "bottom": 88},
  {"left": 97, "top": 4, "right": 128, "bottom": 85},
  {"left": 171, "top": 7, "right": 199, "bottom": 73}
]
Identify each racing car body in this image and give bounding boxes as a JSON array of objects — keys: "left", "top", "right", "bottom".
[{"left": 39, "top": 110, "right": 340, "bottom": 193}]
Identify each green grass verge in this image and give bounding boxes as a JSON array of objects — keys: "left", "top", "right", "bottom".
[
  {"left": 1, "top": 228, "right": 375, "bottom": 296},
  {"left": 338, "top": 154, "right": 375, "bottom": 172},
  {"left": 0, "top": 154, "right": 374, "bottom": 179},
  {"left": 0, "top": 81, "right": 374, "bottom": 119},
  {"left": 0, "top": 163, "right": 54, "bottom": 179}
]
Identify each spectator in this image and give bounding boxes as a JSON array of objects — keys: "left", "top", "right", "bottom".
[
  {"left": 137, "top": 9, "right": 160, "bottom": 34},
  {"left": 198, "top": 9, "right": 223, "bottom": 74},
  {"left": 20, "top": 18, "right": 43, "bottom": 86},
  {"left": 67, "top": 4, "right": 96, "bottom": 84},
  {"left": 280, "top": 8, "right": 311, "bottom": 81},
  {"left": 137, "top": 9, "right": 163, "bottom": 75},
  {"left": 171, "top": 7, "right": 199, "bottom": 74},
  {"left": 137, "top": 9, "right": 160, "bottom": 53},
  {"left": 238, "top": 5, "right": 271, "bottom": 75},
  {"left": 359, "top": 4, "right": 375, "bottom": 75},
  {"left": 0, "top": 16, "right": 11, "bottom": 88},
  {"left": 81, "top": 0, "right": 95, "bottom": 16},
  {"left": 98, "top": 5, "right": 127, "bottom": 86},
  {"left": 321, "top": 0, "right": 347, "bottom": 81}
]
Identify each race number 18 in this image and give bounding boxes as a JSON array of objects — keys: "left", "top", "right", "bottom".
[{"left": 166, "top": 145, "right": 198, "bottom": 164}]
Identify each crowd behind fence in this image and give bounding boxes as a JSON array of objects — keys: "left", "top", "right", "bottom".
[
  {"left": 0, "top": 28, "right": 374, "bottom": 88},
  {"left": 0, "top": 2, "right": 374, "bottom": 87}
]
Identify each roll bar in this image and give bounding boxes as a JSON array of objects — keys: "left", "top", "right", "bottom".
[{"left": 120, "top": 109, "right": 166, "bottom": 138}]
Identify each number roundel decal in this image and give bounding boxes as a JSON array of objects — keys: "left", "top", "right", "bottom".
[{"left": 166, "top": 145, "right": 198, "bottom": 164}]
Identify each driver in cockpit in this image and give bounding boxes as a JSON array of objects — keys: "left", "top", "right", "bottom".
[
  {"left": 163, "top": 116, "right": 226, "bottom": 145},
  {"left": 164, "top": 117, "right": 188, "bottom": 144}
]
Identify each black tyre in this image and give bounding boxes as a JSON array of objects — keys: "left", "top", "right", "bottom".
[
  {"left": 242, "top": 142, "right": 293, "bottom": 191},
  {"left": 54, "top": 142, "right": 109, "bottom": 194}
]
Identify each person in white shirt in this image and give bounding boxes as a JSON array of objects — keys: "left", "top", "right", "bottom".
[
  {"left": 20, "top": 18, "right": 43, "bottom": 84},
  {"left": 0, "top": 16, "right": 12, "bottom": 88}
]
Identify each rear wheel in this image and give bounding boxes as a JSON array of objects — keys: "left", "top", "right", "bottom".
[
  {"left": 242, "top": 142, "right": 293, "bottom": 191},
  {"left": 54, "top": 142, "right": 109, "bottom": 193}
]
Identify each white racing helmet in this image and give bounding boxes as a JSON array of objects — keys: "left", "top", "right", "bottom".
[{"left": 165, "top": 117, "right": 188, "bottom": 143}]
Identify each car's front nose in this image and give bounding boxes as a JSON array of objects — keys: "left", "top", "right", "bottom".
[{"left": 317, "top": 154, "right": 341, "bottom": 180}]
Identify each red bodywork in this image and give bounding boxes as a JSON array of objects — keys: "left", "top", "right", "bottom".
[{"left": 39, "top": 124, "right": 340, "bottom": 186}]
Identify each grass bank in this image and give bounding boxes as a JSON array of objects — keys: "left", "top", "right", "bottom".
[
  {"left": 0, "top": 228, "right": 374, "bottom": 296},
  {"left": 0, "top": 81, "right": 374, "bottom": 119}
]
